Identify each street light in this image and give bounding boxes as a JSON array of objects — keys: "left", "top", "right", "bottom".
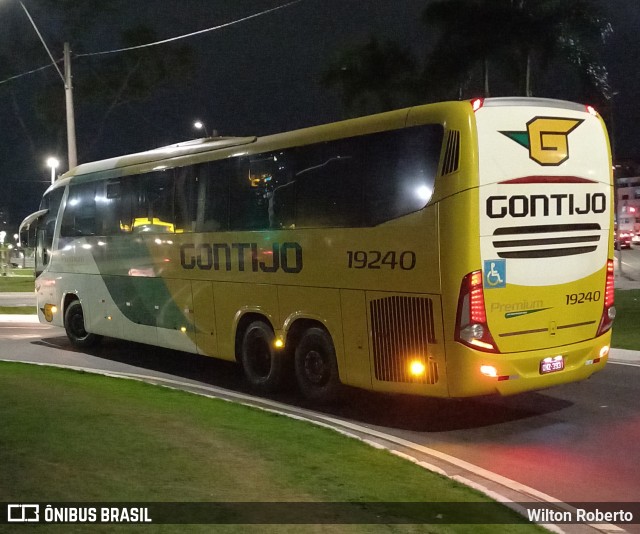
[
  {"left": 193, "top": 120, "right": 209, "bottom": 138},
  {"left": 46, "top": 157, "right": 59, "bottom": 185},
  {"left": 16, "top": 1, "right": 77, "bottom": 169}
]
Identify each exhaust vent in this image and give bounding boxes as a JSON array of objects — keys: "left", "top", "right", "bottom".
[
  {"left": 441, "top": 130, "right": 460, "bottom": 175},
  {"left": 370, "top": 296, "right": 438, "bottom": 384}
]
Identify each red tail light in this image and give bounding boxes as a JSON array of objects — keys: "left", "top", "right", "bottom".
[
  {"left": 471, "top": 98, "right": 484, "bottom": 112},
  {"left": 596, "top": 259, "right": 616, "bottom": 336},
  {"left": 455, "top": 270, "right": 498, "bottom": 352}
]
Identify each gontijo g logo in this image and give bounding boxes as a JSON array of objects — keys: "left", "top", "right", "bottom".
[{"left": 500, "top": 117, "right": 584, "bottom": 166}]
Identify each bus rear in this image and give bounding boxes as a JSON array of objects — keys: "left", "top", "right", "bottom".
[{"left": 449, "top": 97, "right": 614, "bottom": 396}]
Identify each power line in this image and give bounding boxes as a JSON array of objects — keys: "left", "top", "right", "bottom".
[
  {"left": 0, "top": 0, "right": 304, "bottom": 86},
  {"left": 0, "top": 61, "right": 60, "bottom": 86},
  {"left": 78, "top": 0, "right": 303, "bottom": 57}
]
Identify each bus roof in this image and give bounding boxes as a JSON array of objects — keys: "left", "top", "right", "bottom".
[
  {"left": 59, "top": 135, "right": 257, "bottom": 182},
  {"left": 48, "top": 97, "right": 594, "bottom": 194}
]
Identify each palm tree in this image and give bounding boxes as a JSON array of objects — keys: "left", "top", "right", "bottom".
[
  {"left": 322, "top": 37, "right": 419, "bottom": 116},
  {"left": 422, "top": 0, "right": 612, "bottom": 100}
]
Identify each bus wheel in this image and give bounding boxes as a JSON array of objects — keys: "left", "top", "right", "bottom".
[
  {"left": 294, "top": 327, "right": 341, "bottom": 402},
  {"left": 64, "top": 300, "right": 102, "bottom": 348},
  {"left": 240, "top": 321, "right": 288, "bottom": 393}
]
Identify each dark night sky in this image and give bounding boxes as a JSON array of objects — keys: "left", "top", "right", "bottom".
[{"left": 1, "top": 0, "right": 639, "bottom": 229}]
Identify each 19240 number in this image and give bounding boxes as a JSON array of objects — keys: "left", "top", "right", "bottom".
[
  {"left": 347, "top": 250, "right": 416, "bottom": 270},
  {"left": 565, "top": 291, "right": 601, "bottom": 305}
]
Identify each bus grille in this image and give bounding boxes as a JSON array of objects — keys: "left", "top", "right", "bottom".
[
  {"left": 441, "top": 130, "right": 460, "bottom": 175},
  {"left": 370, "top": 296, "right": 438, "bottom": 384},
  {"left": 492, "top": 223, "right": 601, "bottom": 258}
]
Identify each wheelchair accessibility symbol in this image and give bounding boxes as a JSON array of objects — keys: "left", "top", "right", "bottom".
[{"left": 484, "top": 259, "right": 506, "bottom": 289}]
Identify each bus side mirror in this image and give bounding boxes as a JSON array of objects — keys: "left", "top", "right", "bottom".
[
  {"left": 18, "top": 209, "right": 48, "bottom": 249},
  {"left": 19, "top": 225, "right": 35, "bottom": 248}
]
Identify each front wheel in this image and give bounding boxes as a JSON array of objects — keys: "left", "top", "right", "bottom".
[
  {"left": 294, "top": 327, "right": 341, "bottom": 402},
  {"left": 64, "top": 300, "right": 102, "bottom": 348}
]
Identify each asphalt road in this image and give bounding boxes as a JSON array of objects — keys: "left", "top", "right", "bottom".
[
  {"left": 616, "top": 244, "right": 640, "bottom": 285},
  {"left": 0, "top": 292, "right": 36, "bottom": 307},
  {"left": 2, "top": 318, "right": 639, "bottom": 529}
]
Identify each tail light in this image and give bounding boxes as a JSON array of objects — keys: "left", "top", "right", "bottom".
[
  {"left": 455, "top": 271, "right": 498, "bottom": 352},
  {"left": 471, "top": 98, "right": 484, "bottom": 112},
  {"left": 596, "top": 259, "right": 616, "bottom": 336}
]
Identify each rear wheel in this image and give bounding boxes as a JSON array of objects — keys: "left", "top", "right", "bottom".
[
  {"left": 64, "top": 300, "right": 102, "bottom": 348},
  {"left": 294, "top": 327, "right": 341, "bottom": 402},
  {"left": 240, "top": 321, "right": 288, "bottom": 393}
]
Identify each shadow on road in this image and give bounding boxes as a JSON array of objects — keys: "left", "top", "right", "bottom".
[{"left": 32, "top": 334, "right": 573, "bottom": 433}]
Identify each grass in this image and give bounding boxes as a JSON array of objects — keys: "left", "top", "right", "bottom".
[
  {"left": 0, "top": 272, "right": 35, "bottom": 292},
  {"left": 612, "top": 289, "right": 640, "bottom": 350},
  {"left": 0, "top": 306, "right": 36, "bottom": 314},
  {"left": 0, "top": 362, "right": 543, "bottom": 533}
]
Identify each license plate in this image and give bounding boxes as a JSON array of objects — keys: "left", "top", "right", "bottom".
[{"left": 540, "top": 355, "right": 564, "bottom": 374}]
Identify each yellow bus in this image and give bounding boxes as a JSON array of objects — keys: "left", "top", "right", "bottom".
[{"left": 20, "top": 97, "right": 615, "bottom": 401}]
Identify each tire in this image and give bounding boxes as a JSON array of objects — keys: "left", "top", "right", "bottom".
[
  {"left": 240, "top": 321, "right": 288, "bottom": 393},
  {"left": 294, "top": 327, "right": 341, "bottom": 402},
  {"left": 64, "top": 300, "right": 102, "bottom": 348}
]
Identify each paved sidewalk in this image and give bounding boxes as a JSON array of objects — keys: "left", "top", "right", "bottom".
[
  {"left": 615, "top": 275, "right": 640, "bottom": 290},
  {"left": 609, "top": 347, "right": 640, "bottom": 364},
  {"left": 0, "top": 314, "right": 40, "bottom": 323}
]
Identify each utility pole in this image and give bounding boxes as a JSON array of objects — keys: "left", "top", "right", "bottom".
[
  {"left": 19, "top": 2, "right": 78, "bottom": 171},
  {"left": 64, "top": 42, "right": 77, "bottom": 169}
]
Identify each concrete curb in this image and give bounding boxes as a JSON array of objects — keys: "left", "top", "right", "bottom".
[{"left": 0, "top": 314, "right": 40, "bottom": 323}]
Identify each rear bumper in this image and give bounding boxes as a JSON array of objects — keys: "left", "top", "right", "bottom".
[{"left": 445, "top": 332, "right": 611, "bottom": 397}]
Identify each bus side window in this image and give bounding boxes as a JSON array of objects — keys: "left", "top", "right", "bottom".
[
  {"left": 98, "top": 179, "right": 131, "bottom": 234},
  {"left": 364, "top": 125, "right": 443, "bottom": 226},
  {"left": 60, "top": 183, "right": 97, "bottom": 238},
  {"left": 229, "top": 155, "right": 294, "bottom": 231},
  {"left": 294, "top": 141, "right": 363, "bottom": 228},
  {"left": 197, "top": 160, "right": 229, "bottom": 232},
  {"left": 131, "top": 170, "right": 175, "bottom": 233},
  {"left": 174, "top": 165, "right": 198, "bottom": 233}
]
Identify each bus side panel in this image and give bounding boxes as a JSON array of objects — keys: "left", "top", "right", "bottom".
[
  {"left": 340, "top": 289, "right": 372, "bottom": 389},
  {"left": 192, "top": 280, "right": 218, "bottom": 357},
  {"left": 90, "top": 275, "right": 125, "bottom": 339},
  {"left": 156, "top": 278, "right": 197, "bottom": 353},
  {"left": 105, "top": 276, "right": 158, "bottom": 346},
  {"left": 212, "top": 282, "right": 280, "bottom": 362}
]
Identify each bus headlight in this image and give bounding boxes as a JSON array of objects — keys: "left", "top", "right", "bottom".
[{"left": 43, "top": 304, "right": 57, "bottom": 322}]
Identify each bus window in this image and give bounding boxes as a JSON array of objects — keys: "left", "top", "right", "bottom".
[
  {"left": 364, "top": 124, "right": 443, "bottom": 226},
  {"left": 131, "top": 170, "right": 175, "bottom": 233},
  {"left": 295, "top": 141, "right": 363, "bottom": 228},
  {"left": 100, "top": 178, "right": 132, "bottom": 234},
  {"left": 60, "top": 182, "right": 97, "bottom": 238},
  {"left": 250, "top": 152, "right": 295, "bottom": 230},
  {"left": 229, "top": 155, "right": 290, "bottom": 231},
  {"left": 174, "top": 165, "right": 198, "bottom": 233},
  {"left": 198, "top": 160, "right": 230, "bottom": 232}
]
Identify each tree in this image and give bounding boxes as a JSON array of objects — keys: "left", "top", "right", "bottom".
[
  {"left": 322, "top": 0, "right": 613, "bottom": 116},
  {"left": 322, "top": 37, "right": 419, "bottom": 116},
  {"left": 422, "top": 0, "right": 612, "bottom": 101},
  {"left": 0, "top": 0, "right": 194, "bottom": 164}
]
